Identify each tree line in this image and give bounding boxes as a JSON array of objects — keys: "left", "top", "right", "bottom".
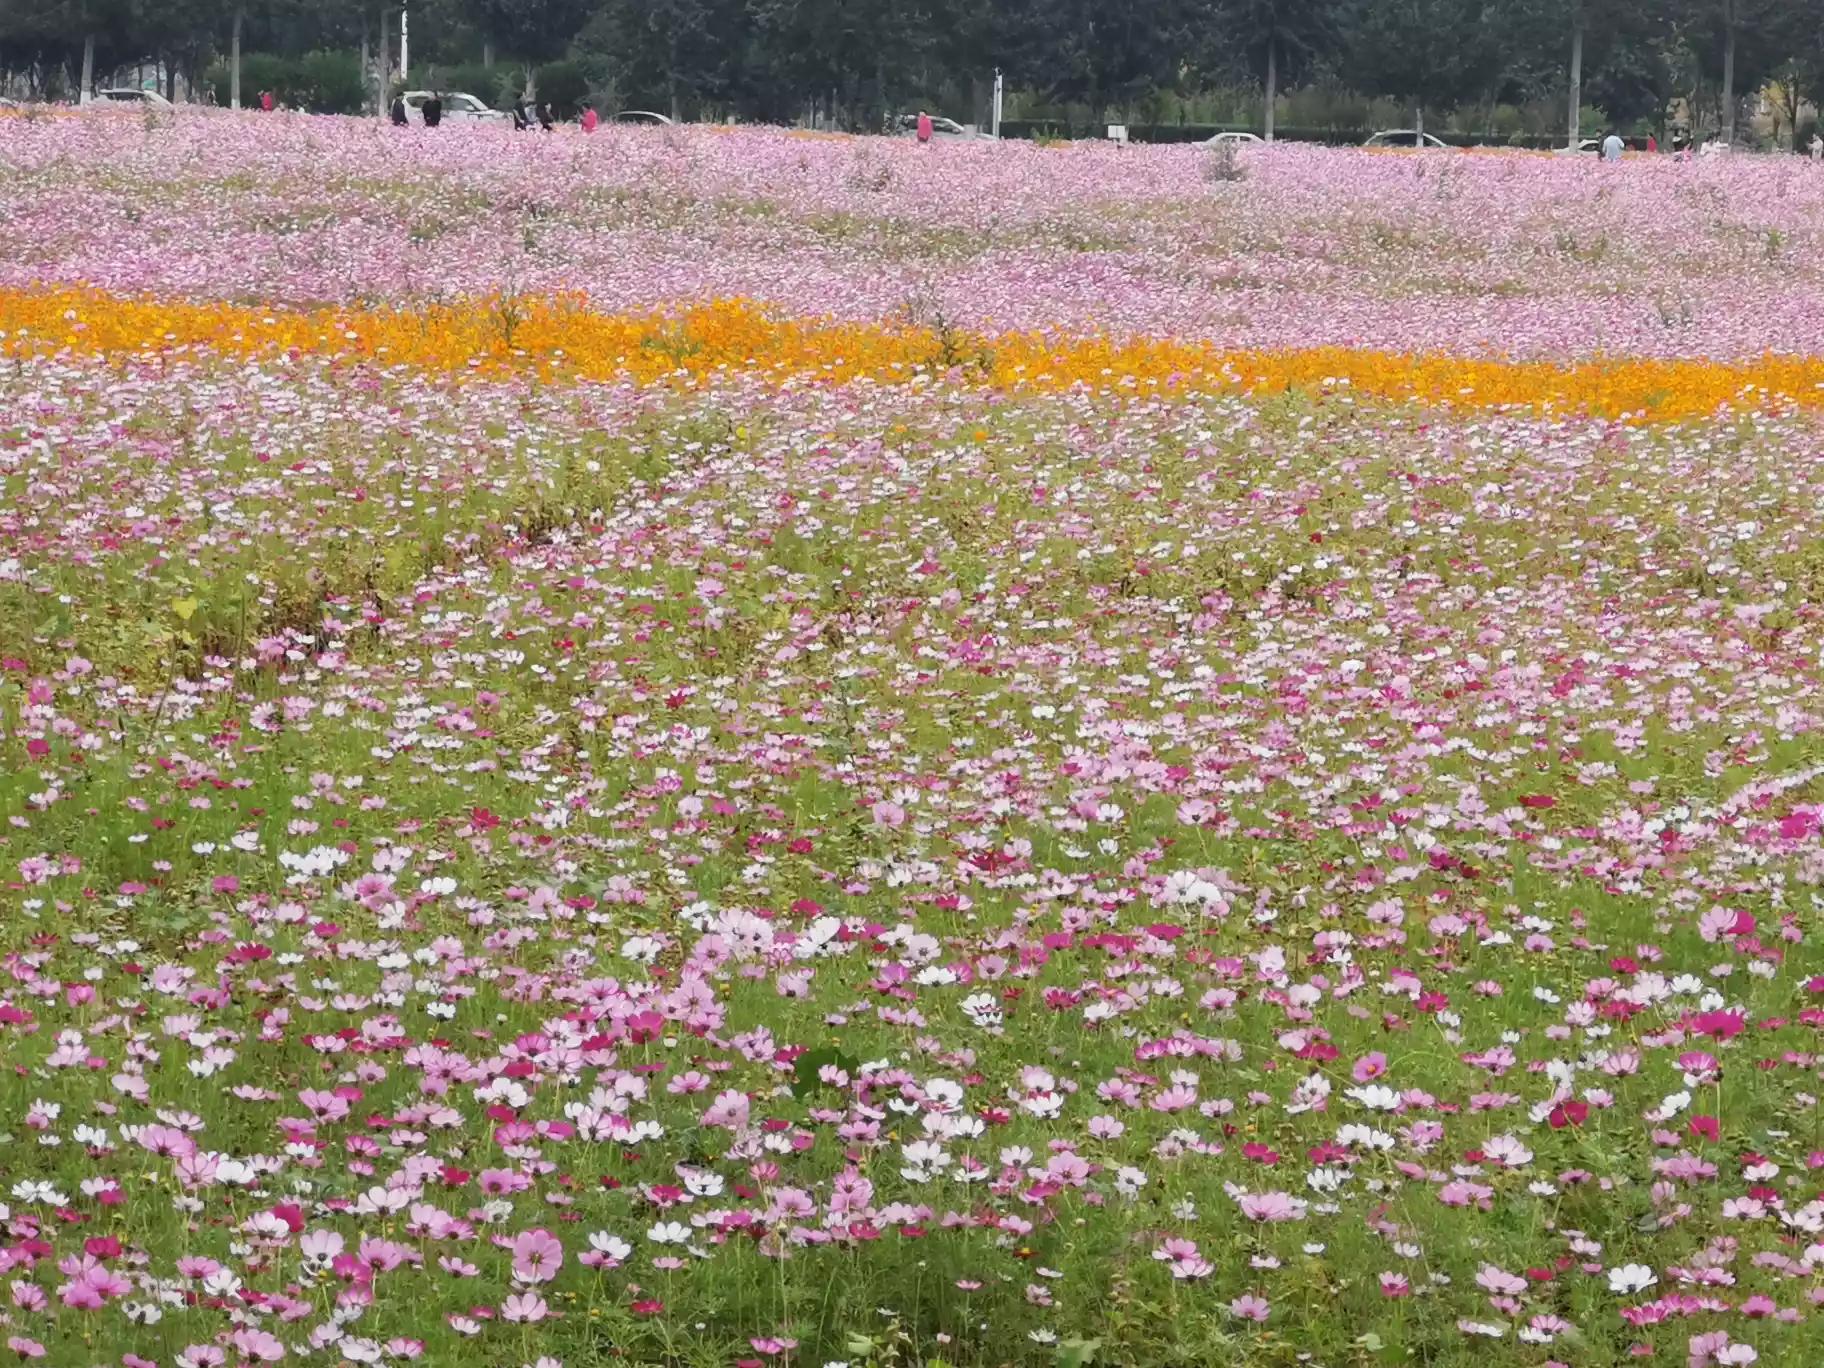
[{"left": 3, "top": 0, "right": 1823, "bottom": 148}]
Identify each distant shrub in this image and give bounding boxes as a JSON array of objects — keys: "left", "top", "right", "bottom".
[
  {"left": 438, "top": 63, "right": 517, "bottom": 108},
  {"left": 204, "top": 51, "right": 364, "bottom": 115},
  {"left": 533, "top": 60, "right": 589, "bottom": 118}
]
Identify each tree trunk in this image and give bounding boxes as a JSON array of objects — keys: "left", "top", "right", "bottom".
[
  {"left": 1263, "top": 36, "right": 1277, "bottom": 143},
  {"left": 378, "top": 10, "right": 391, "bottom": 118},
  {"left": 1721, "top": 19, "right": 1737, "bottom": 146},
  {"left": 1566, "top": 14, "right": 1583, "bottom": 149},
  {"left": 1414, "top": 102, "right": 1424, "bottom": 144},
  {"left": 79, "top": 33, "right": 94, "bottom": 103},
  {"left": 230, "top": 7, "right": 244, "bottom": 109}
]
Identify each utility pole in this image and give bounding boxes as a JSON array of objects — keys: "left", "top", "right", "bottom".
[
  {"left": 991, "top": 68, "right": 1003, "bottom": 139},
  {"left": 400, "top": 4, "right": 409, "bottom": 84}
]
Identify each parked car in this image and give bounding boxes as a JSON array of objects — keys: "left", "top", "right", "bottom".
[
  {"left": 1363, "top": 129, "right": 1448, "bottom": 149},
  {"left": 893, "top": 113, "right": 974, "bottom": 140},
  {"left": 400, "top": 91, "right": 510, "bottom": 125},
  {"left": 612, "top": 110, "right": 674, "bottom": 126},
  {"left": 89, "top": 88, "right": 172, "bottom": 107},
  {"left": 1553, "top": 138, "right": 1602, "bottom": 157},
  {"left": 1202, "top": 131, "right": 1264, "bottom": 146}
]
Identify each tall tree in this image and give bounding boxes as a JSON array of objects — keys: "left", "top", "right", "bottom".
[
  {"left": 574, "top": 0, "right": 739, "bottom": 120},
  {"left": 459, "top": 0, "right": 591, "bottom": 89},
  {"left": 1682, "top": 0, "right": 1797, "bottom": 143},
  {"left": 1345, "top": 0, "right": 1501, "bottom": 139},
  {"left": 744, "top": 0, "right": 940, "bottom": 127},
  {"left": 1545, "top": 0, "right": 1664, "bottom": 145},
  {"left": 1198, "top": 0, "right": 1345, "bottom": 141},
  {"left": 1769, "top": 3, "right": 1824, "bottom": 147}
]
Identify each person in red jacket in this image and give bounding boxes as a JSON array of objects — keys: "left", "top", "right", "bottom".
[
  {"left": 580, "top": 104, "right": 599, "bottom": 133},
  {"left": 259, "top": 90, "right": 273, "bottom": 113},
  {"left": 916, "top": 111, "right": 933, "bottom": 144}
]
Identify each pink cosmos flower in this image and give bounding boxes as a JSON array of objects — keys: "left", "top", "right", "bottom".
[
  {"left": 1237, "top": 1191, "right": 1305, "bottom": 1222},
  {"left": 228, "top": 1329, "right": 285, "bottom": 1362},
  {"left": 510, "top": 1228, "right": 565, "bottom": 1284},
  {"left": 501, "top": 1291, "right": 550, "bottom": 1323}
]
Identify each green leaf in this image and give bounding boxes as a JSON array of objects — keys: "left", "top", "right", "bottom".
[
  {"left": 791, "top": 1045, "right": 860, "bottom": 1100},
  {"left": 1056, "top": 1337, "right": 1100, "bottom": 1368}
]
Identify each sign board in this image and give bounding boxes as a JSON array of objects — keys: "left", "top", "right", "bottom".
[{"left": 1107, "top": 124, "right": 1128, "bottom": 144}]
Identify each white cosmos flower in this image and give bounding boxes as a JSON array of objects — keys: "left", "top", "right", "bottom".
[{"left": 1607, "top": 1263, "right": 1657, "bottom": 1294}]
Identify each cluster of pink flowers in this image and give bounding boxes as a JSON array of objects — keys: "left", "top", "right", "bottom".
[
  {"left": 1, "top": 115, "right": 1823, "bottom": 1364},
  {"left": 1, "top": 113, "right": 1822, "bottom": 357}
]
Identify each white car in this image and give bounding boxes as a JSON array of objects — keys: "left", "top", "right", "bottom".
[
  {"left": 401, "top": 91, "right": 510, "bottom": 125},
  {"left": 612, "top": 110, "right": 673, "bottom": 126},
  {"left": 1202, "top": 131, "right": 1263, "bottom": 146},
  {"left": 1364, "top": 129, "right": 1448, "bottom": 149},
  {"left": 894, "top": 113, "right": 974, "bottom": 140},
  {"left": 90, "top": 88, "right": 172, "bottom": 107},
  {"left": 1553, "top": 138, "right": 1601, "bottom": 157}
]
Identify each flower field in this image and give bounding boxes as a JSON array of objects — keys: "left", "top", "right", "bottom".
[{"left": 3, "top": 112, "right": 1824, "bottom": 1368}]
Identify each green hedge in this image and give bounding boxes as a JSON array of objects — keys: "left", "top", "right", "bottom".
[
  {"left": 533, "top": 60, "right": 588, "bottom": 117},
  {"left": 435, "top": 63, "right": 519, "bottom": 108},
  {"left": 204, "top": 51, "right": 365, "bottom": 115}
]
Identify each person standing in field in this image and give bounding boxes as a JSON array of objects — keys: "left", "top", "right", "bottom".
[
  {"left": 259, "top": 90, "right": 273, "bottom": 112},
  {"left": 1811, "top": 133, "right": 1823, "bottom": 162},
  {"left": 422, "top": 93, "right": 442, "bottom": 127},
  {"left": 1646, "top": 133, "right": 1657, "bottom": 153},
  {"left": 1601, "top": 130, "right": 1624, "bottom": 162},
  {"left": 537, "top": 102, "right": 555, "bottom": 133},
  {"left": 390, "top": 94, "right": 408, "bottom": 126},
  {"left": 917, "top": 111, "right": 933, "bottom": 144},
  {"left": 580, "top": 104, "right": 599, "bottom": 133}
]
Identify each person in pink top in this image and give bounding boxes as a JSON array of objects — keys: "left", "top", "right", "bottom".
[
  {"left": 580, "top": 104, "right": 599, "bottom": 133},
  {"left": 916, "top": 111, "right": 932, "bottom": 144}
]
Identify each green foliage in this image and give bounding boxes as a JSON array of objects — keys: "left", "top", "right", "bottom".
[
  {"left": 533, "top": 57, "right": 587, "bottom": 114},
  {"left": 790, "top": 1046, "right": 861, "bottom": 1099},
  {"left": 436, "top": 61, "right": 518, "bottom": 107},
  {"left": 11, "top": 0, "right": 1824, "bottom": 145},
  {"left": 204, "top": 49, "right": 364, "bottom": 114}
]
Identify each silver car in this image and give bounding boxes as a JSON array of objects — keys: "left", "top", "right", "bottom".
[
  {"left": 895, "top": 114, "right": 973, "bottom": 140},
  {"left": 401, "top": 91, "right": 511, "bottom": 126},
  {"left": 1363, "top": 129, "right": 1449, "bottom": 149},
  {"left": 90, "top": 88, "right": 173, "bottom": 107}
]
